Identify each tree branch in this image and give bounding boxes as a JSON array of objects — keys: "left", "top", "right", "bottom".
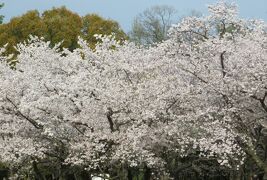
[
  {"left": 251, "top": 92, "right": 267, "bottom": 113},
  {"left": 220, "top": 51, "right": 226, "bottom": 78},
  {"left": 106, "top": 107, "right": 115, "bottom": 132},
  {"left": 6, "top": 96, "right": 43, "bottom": 129},
  {"left": 181, "top": 67, "right": 208, "bottom": 84}
]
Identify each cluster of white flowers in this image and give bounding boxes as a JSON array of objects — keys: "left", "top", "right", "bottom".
[{"left": 0, "top": 1, "right": 266, "bottom": 175}]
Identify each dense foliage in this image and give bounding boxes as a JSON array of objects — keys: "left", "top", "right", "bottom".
[
  {"left": 0, "top": 2, "right": 266, "bottom": 179},
  {"left": 0, "top": 7, "right": 127, "bottom": 56}
]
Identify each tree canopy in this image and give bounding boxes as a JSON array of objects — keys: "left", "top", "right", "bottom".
[
  {"left": 82, "top": 14, "right": 127, "bottom": 49},
  {"left": 0, "top": 10, "right": 46, "bottom": 55},
  {"left": 0, "top": 7, "right": 127, "bottom": 55},
  {"left": 42, "top": 7, "right": 82, "bottom": 51}
]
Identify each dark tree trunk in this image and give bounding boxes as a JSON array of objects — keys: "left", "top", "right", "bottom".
[
  {"left": 80, "top": 170, "right": 92, "bottom": 180},
  {"left": 0, "top": 169, "right": 9, "bottom": 180},
  {"left": 144, "top": 166, "right": 151, "bottom": 180},
  {"left": 127, "top": 168, "right": 133, "bottom": 180},
  {"left": 32, "top": 161, "right": 44, "bottom": 180}
]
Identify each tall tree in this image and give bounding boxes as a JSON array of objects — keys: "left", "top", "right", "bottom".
[
  {"left": 129, "top": 5, "right": 177, "bottom": 45},
  {"left": 82, "top": 14, "right": 127, "bottom": 49},
  {"left": 42, "top": 7, "right": 82, "bottom": 51},
  {"left": 0, "top": 7, "right": 127, "bottom": 55},
  {"left": 0, "top": 10, "right": 46, "bottom": 55}
]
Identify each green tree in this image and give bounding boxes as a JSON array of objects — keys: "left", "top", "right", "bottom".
[
  {"left": 0, "top": 7, "right": 128, "bottom": 55},
  {"left": 42, "top": 7, "right": 82, "bottom": 51},
  {"left": 0, "top": 10, "right": 46, "bottom": 55},
  {"left": 82, "top": 14, "right": 127, "bottom": 49}
]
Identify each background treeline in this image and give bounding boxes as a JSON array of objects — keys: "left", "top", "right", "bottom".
[
  {"left": 0, "top": 6, "right": 127, "bottom": 55},
  {"left": 0, "top": 3, "right": 181, "bottom": 57}
]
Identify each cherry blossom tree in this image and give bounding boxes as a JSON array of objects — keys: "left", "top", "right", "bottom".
[
  {"left": 0, "top": 1, "right": 266, "bottom": 179},
  {"left": 164, "top": 1, "right": 267, "bottom": 177}
]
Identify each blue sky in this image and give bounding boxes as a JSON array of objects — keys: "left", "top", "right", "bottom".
[{"left": 1, "top": 0, "right": 267, "bottom": 32}]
